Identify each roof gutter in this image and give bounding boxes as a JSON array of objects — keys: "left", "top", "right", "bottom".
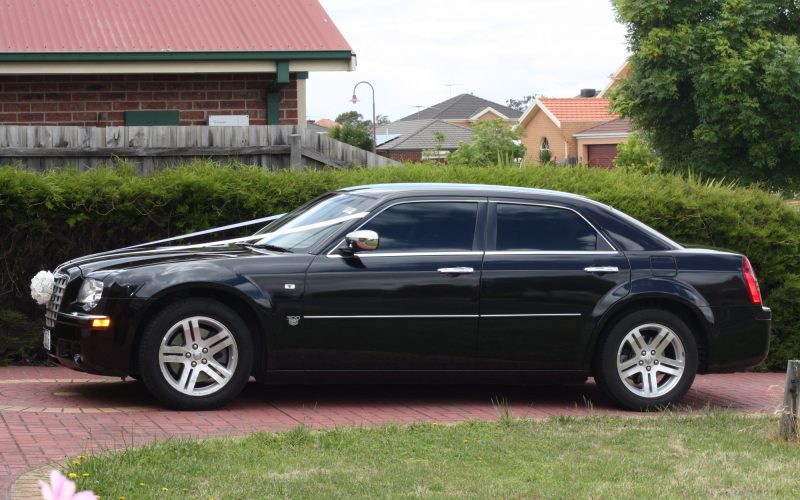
[
  {"left": 0, "top": 50, "right": 354, "bottom": 62},
  {"left": 573, "top": 132, "right": 630, "bottom": 139}
]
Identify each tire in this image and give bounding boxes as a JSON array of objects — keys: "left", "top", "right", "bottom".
[
  {"left": 594, "top": 309, "right": 698, "bottom": 411},
  {"left": 138, "top": 298, "right": 254, "bottom": 410}
]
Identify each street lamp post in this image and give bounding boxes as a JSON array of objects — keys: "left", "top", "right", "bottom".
[{"left": 350, "top": 81, "right": 377, "bottom": 155}]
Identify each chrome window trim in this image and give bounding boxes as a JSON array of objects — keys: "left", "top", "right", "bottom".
[
  {"left": 485, "top": 251, "right": 619, "bottom": 256},
  {"left": 490, "top": 200, "right": 618, "bottom": 253},
  {"left": 326, "top": 198, "right": 485, "bottom": 259},
  {"left": 328, "top": 251, "right": 484, "bottom": 259}
]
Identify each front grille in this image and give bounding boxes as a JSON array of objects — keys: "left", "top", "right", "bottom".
[{"left": 45, "top": 274, "right": 69, "bottom": 328}]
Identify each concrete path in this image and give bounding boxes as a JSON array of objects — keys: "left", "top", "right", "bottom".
[{"left": 0, "top": 366, "right": 786, "bottom": 498}]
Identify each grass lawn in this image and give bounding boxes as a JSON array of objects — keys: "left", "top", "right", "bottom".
[{"left": 68, "top": 412, "right": 800, "bottom": 499}]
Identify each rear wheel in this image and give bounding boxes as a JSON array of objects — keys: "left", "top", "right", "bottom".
[
  {"left": 138, "top": 299, "right": 253, "bottom": 410},
  {"left": 595, "top": 309, "right": 697, "bottom": 411}
]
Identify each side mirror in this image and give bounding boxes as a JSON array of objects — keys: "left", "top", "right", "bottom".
[{"left": 344, "top": 230, "right": 379, "bottom": 253}]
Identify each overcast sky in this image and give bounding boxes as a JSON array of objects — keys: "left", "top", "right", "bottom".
[{"left": 307, "top": 0, "right": 630, "bottom": 122}]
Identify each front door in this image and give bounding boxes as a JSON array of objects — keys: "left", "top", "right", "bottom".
[
  {"left": 478, "top": 201, "right": 630, "bottom": 370},
  {"left": 300, "top": 199, "right": 486, "bottom": 371}
]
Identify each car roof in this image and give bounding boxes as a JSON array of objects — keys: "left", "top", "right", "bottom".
[
  {"left": 337, "top": 183, "right": 592, "bottom": 203},
  {"left": 336, "top": 182, "right": 681, "bottom": 251}
]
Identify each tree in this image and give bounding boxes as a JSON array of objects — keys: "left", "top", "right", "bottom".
[
  {"left": 448, "top": 119, "right": 526, "bottom": 167},
  {"left": 423, "top": 131, "right": 447, "bottom": 161},
  {"left": 375, "top": 115, "right": 391, "bottom": 126},
  {"left": 334, "top": 111, "right": 369, "bottom": 128},
  {"left": 329, "top": 111, "right": 373, "bottom": 151},
  {"left": 611, "top": 0, "right": 800, "bottom": 188},
  {"left": 506, "top": 95, "right": 535, "bottom": 112}
]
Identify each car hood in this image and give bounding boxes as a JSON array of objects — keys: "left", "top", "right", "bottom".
[{"left": 61, "top": 245, "right": 275, "bottom": 276}]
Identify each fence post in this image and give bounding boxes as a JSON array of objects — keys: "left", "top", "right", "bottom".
[
  {"left": 289, "top": 134, "right": 303, "bottom": 171},
  {"left": 780, "top": 360, "right": 799, "bottom": 440}
]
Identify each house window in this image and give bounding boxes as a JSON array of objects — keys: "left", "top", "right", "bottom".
[{"left": 541, "top": 137, "right": 550, "bottom": 151}]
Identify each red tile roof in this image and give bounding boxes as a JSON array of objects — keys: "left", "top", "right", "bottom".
[
  {"left": 0, "top": 0, "right": 352, "bottom": 53},
  {"left": 538, "top": 98, "right": 618, "bottom": 123}
]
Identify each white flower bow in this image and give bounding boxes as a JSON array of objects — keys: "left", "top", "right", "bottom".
[{"left": 30, "top": 270, "right": 55, "bottom": 305}]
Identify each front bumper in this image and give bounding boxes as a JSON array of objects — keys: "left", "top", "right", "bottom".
[
  {"left": 705, "top": 305, "right": 771, "bottom": 372},
  {"left": 45, "top": 309, "right": 131, "bottom": 377}
]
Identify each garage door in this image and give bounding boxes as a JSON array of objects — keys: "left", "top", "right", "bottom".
[{"left": 587, "top": 144, "right": 618, "bottom": 169}]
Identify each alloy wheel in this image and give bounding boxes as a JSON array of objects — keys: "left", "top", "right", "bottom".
[
  {"left": 615, "top": 322, "right": 686, "bottom": 398},
  {"left": 158, "top": 316, "right": 239, "bottom": 397}
]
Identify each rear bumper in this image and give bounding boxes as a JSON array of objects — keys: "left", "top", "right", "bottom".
[{"left": 705, "top": 305, "right": 771, "bottom": 372}]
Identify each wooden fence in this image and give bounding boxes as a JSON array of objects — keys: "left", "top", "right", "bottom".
[{"left": 0, "top": 125, "right": 399, "bottom": 172}]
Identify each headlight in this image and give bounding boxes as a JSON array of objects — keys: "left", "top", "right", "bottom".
[{"left": 77, "top": 278, "right": 104, "bottom": 310}]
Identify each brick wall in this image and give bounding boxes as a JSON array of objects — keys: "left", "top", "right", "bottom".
[
  {"left": 521, "top": 112, "right": 567, "bottom": 163},
  {"left": 0, "top": 74, "right": 299, "bottom": 126},
  {"left": 521, "top": 113, "right": 610, "bottom": 163},
  {"left": 379, "top": 150, "right": 423, "bottom": 162}
]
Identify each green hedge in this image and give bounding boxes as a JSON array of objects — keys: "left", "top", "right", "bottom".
[{"left": 1, "top": 162, "right": 798, "bottom": 368}]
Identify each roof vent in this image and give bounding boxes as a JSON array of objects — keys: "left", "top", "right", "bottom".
[{"left": 580, "top": 89, "right": 598, "bottom": 98}]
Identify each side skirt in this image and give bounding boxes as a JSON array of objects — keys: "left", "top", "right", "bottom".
[{"left": 259, "top": 370, "right": 589, "bottom": 385}]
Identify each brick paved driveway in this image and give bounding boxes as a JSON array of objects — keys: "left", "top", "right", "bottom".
[{"left": 0, "top": 365, "right": 786, "bottom": 497}]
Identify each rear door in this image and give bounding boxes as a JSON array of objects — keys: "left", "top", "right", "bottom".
[{"left": 478, "top": 200, "right": 630, "bottom": 370}]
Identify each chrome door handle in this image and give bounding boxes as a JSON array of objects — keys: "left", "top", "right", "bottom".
[
  {"left": 437, "top": 267, "right": 474, "bottom": 274},
  {"left": 584, "top": 266, "right": 619, "bottom": 273}
]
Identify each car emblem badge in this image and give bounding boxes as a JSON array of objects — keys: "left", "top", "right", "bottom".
[{"left": 287, "top": 316, "right": 301, "bottom": 327}]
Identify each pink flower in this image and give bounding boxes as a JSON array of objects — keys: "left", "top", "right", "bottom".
[{"left": 38, "top": 470, "right": 97, "bottom": 500}]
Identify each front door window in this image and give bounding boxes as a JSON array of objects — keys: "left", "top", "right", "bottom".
[{"left": 359, "top": 201, "right": 479, "bottom": 253}]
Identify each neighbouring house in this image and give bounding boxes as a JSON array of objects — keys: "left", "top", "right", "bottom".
[
  {"left": 0, "top": 0, "right": 355, "bottom": 127},
  {"left": 305, "top": 121, "right": 331, "bottom": 135},
  {"left": 397, "top": 94, "right": 523, "bottom": 128},
  {"left": 376, "top": 119, "right": 474, "bottom": 162},
  {"left": 314, "top": 118, "right": 341, "bottom": 129},
  {"left": 518, "top": 96, "right": 629, "bottom": 167},
  {"left": 597, "top": 61, "right": 631, "bottom": 98},
  {"left": 574, "top": 118, "right": 631, "bottom": 169}
]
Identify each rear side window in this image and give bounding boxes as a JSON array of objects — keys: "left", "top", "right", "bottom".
[
  {"left": 361, "top": 201, "right": 478, "bottom": 252},
  {"left": 495, "top": 204, "right": 600, "bottom": 252}
]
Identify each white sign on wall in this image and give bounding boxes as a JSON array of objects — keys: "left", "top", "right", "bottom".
[{"left": 208, "top": 115, "right": 250, "bottom": 126}]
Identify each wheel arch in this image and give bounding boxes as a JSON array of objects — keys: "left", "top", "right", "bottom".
[
  {"left": 127, "top": 283, "right": 271, "bottom": 376},
  {"left": 587, "top": 294, "right": 713, "bottom": 375}
]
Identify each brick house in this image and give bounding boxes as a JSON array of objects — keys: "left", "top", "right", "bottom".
[
  {"left": 518, "top": 97, "right": 628, "bottom": 166},
  {"left": 376, "top": 119, "right": 474, "bottom": 162},
  {"left": 0, "top": 0, "right": 354, "bottom": 127},
  {"left": 574, "top": 118, "right": 631, "bottom": 169},
  {"left": 397, "top": 94, "right": 522, "bottom": 128}
]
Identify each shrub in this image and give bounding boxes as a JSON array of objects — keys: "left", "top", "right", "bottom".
[
  {"left": 539, "top": 149, "right": 552, "bottom": 165},
  {"left": 614, "top": 132, "right": 663, "bottom": 173},
  {"left": 1, "top": 161, "right": 798, "bottom": 368},
  {"left": 448, "top": 120, "right": 526, "bottom": 167}
]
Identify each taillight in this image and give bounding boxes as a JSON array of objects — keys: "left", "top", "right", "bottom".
[{"left": 742, "top": 257, "right": 762, "bottom": 305}]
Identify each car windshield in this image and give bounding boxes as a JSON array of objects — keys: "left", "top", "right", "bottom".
[{"left": 249, "top": 193, "right": 375, "bottom": 252}]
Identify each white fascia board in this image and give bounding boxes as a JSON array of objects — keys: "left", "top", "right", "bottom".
[
  {"left": 574, "top": 132, "right": 630, "bottom": 139},
  {"left": 0, "top": 59, "right": 354, "bottom": 75},
  {"left": 469, "top": 107, "right": 510, "bottom": 121},
  {"left": 519, "top": 100, "right": 561, "bottom": 128},
  {"left": 598, "top": 59, "right": 630, "bottom": 97}
]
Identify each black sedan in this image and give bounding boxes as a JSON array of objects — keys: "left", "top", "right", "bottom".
[{"left": 39, "top": 183, "right": 771, "bottom": 410}]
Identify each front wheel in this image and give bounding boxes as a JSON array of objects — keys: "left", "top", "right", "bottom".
[
  {"left": 594, "top": 309, "right": 698, "bottom": 411},
  {"left": 138, "top": 299, "right": 254, "bottom": 410}
]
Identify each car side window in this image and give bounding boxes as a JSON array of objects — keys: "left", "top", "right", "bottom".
[
  {"left": 361, "top": 202, "right": 478, "bottom": 252},
  {"left": 495, "top": 204, "right": 600, "bottom": 252}
]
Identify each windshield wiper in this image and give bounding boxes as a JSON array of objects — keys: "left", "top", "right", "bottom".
[{"left": 235, "top": 242, "right": 294, "bottom": 253}]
